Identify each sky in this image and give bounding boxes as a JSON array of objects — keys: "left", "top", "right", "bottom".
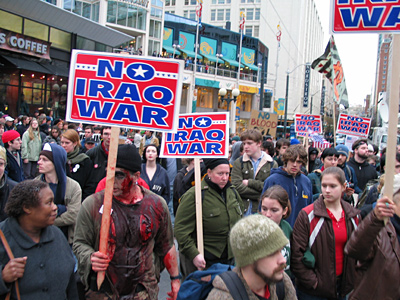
[{"left": 314, "top": 0, "right": 379, "bottom": 107}]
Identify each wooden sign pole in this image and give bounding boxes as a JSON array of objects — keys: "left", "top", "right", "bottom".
[
  {"left": 383, "top": 34, "right": 400, "bottom": 223},
  {"left": 194, "top": 158, "right": 204, "bottom": 256},
  {"left": 97, "top": 126, "right": 120, "bottom": 289}
]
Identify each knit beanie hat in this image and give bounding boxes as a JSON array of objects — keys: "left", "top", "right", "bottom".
[
  {"left": 203, "top": 158, "right": 230, "bottom": 170},
  {"left": 2, "top": 130, "right": 20, "bottom": 144},
  {"left": 0, "top": 147, "right": 6, "bottom": 162},
  {"left": 230, "top": 214, "right": 288, "bottom": 268},
  {"left": 116, "top": 144, "right": 141, "bottom": 173},
  {"left": 40, "top": 143, "right": 54, "bottom": 163},
  {"left": 335, "top": 144, "right": 349, "bottom": 158},
  {"left": 290, "top": 138, "right": 300, "bottom": 145}
]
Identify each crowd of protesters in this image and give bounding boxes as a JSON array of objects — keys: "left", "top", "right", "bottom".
[{"left": 0, "top": 110, "right": 399, "bottom": 299}]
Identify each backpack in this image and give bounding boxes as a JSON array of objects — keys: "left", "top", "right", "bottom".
[
  {"left": 356, "top": 179, "right": 380, "bottom": 209},
  {"left": 176, "top": 263, "right": 285, "bottom": 300}
]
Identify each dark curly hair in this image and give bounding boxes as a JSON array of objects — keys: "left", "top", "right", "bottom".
[
  {"left": 142, "top": 144, "right": 160, "bottom": 163},
  {"left": 5, "top": 180, "right": 49, "bottom": 218}
]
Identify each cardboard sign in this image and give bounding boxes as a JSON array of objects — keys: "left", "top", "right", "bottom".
[
  {"left": 294, "top": 114, "right": 322, "bottom": 134},
  {"left": 66, "top": 50, "right": 183, "bottom": 131},
  {"left": 248, "top": 110, "right": 278, "bottom": 137},
  {"left": 332, "top": 0, "right": 400, "bottom": 33},
  {"left": 160, "top": 113, "right": 229, "bottom": 158},
  {"left": 337, "top": 114, "right": 371, "bottom": 138}
]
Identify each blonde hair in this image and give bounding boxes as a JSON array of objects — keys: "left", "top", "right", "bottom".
[{"left": 28, "top": 118, "right": 40, "bottom": 142}]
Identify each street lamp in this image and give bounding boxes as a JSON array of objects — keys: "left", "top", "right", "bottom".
[
  {"left": 172, "top": 44, "right": 180, "bottom": 57},
  {"left": 219, "top": 88, "right": 240, "bottom": 134},
  {"left": 283, "top": 62, "right": 310, "bottom": 137}
]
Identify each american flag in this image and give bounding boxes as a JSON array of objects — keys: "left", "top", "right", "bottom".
[{"left": 310, "top": 132, "right": 330, "bottom": 149}]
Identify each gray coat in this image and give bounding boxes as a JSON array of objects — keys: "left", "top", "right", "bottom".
[{"left": 0, "top": 217, "right": 78, "bottom": 299}]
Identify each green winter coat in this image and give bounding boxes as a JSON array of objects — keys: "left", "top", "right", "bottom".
[
  {"left": 21, "top": 130, "right": 41, "bottom": 161},
  {"left": 175, "top": 180, "right": 244, "bottom": 262}
]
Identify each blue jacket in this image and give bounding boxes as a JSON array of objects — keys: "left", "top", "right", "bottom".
[
  {"left": 5, "top": 150, "right": 24, "bottom": 182},
  {"left": 340, "top": 163, "right": 362, "bottom": 194},
  {"left": 262, "top": 167, "right": 313, "bottom": 227}
]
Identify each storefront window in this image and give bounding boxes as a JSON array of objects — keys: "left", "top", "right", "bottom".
[
  {"left": 24, "top": 19, "right": 49, "bottom": 41},
  {"left": 76, "top": 36, "right": 95, "bottom": 50},
  {"left": 237, "top": 93, "right": 251, "bottom": 112},
  {"left": 197, "top": 87, "right": 213, "bottom": 108},
  {"left": 50, "top": 27, "right": 71, "bottom": 51},
  {"left": 0, "top": 11, "right": 22, "bottom": 33}
]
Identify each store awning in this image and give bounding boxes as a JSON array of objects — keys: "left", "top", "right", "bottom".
[
  {"left": 1, "top": 55, "right": 52, "bottom": 74},
  {"left": 200, "top": 53, "right": 218, "bottom": 63},
  {"left": 162, "top": 45, "right": 181, "bottom": 55},
  {"left": 242, "top": 62, "right": 259, "bottom": 71},
  {"left": 179, "top": 48, "right": 203, "bottom": 59},
  {"left": 220, "top": 57, "right": 243, "bottom": 68},
  {"left": 40, "top": 60, "right": 70, "bottom": 77}
]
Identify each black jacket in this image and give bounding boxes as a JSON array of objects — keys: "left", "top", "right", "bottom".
[
  {"left": 66, "top": 157, "right": 97, "bottom": 201},
  {"left": 0, "top": 175, "right": 17, "bottom": 221},
  {"left": 347, "top": 157, "right": 378, "bottom": 191},
  {"left": 86, "top": 143, "right": 108, "bottom": 187},
  {"left": 5, "top": 150, "right": 24, "bottom": 182}
]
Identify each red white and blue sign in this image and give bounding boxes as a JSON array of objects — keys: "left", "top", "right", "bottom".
[
  {"left": 294, "top": 114, "right": 322, "bottom": 134},
  {"left": 66, "top": 50, "right": 183, "bottom": 131},
  {"left": 332, "top": 0, "right": 400, "bottom": 33},
  {"left": 337, "top": 113, "right": 371, "bottom": 138},
  {"left": 160, "top": 113, "right": 229, "bottom": 158}
]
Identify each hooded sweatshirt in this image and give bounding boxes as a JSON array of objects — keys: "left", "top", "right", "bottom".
[
  {"left": 347, "top": 157, "right": 378, "bottom": 191},
  {"left": 261, "top": 167, "right": 313, "bottom": 227}
]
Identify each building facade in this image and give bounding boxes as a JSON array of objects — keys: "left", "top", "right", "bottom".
[
  {"left": 166, "top": 0, "right": 326, "bottom": 123},
  {"left": 0, "top": 0, "right": 134, "bottom": 118}
]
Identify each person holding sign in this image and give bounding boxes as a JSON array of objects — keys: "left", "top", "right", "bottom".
[
  {"left": 344, "top": 174, "right": 400, "bottom": 299},
  {"left": 175, "top": 158, "right": 244, "bottom": 279},
  {"left": 73, "top": 144, "right": 179, "bottom": 300}
]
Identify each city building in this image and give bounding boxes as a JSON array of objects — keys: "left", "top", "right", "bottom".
[
  {"left": 165, "top": 0, "right": 327, "bottom": 126},
  {"left": 0, "top": 0, "right": 134, "bottom": 118}
]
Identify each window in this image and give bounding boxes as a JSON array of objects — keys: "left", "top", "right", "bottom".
[
  {"left": 385, "top": 49, "right": 388, "bottom": 53},
  {"left": 218, "top": 0, "right": 225, "bottom": 3},
  {"left": 0, "top": 11, "right": 22, "bottom": 33},
  {"left": 382, "top": 80, "right": 385, "bottom": 84},
  {"left": 255, "top": 8, "right": 260, "bottom": 20},
  {"left": 384, "top": 56, "right": 387, "bottom": 59},
  {"left": 189, "top": 10, "right": 196, "bottom": 20},
  {"left": 24, "top": 19, "right": 49, "bottom": 41},
  {"left": 50, "top": 27, "right": 71, "bottom": 51},
  {"left": 383, "top": 70, "right": 386, "bottom": 74},
  {"left": 226, "top": 9, "right": 230, "bottom": 21},
  {"left": 248, "top": 0, "right": 254, "bottom": 2},
  {"left": 254, "top": 25, "right": 259, "bottom": 37},
  {"left": 241, "top": 0, "right": 246, "bottom": 3},
  {"left": 212, "top": 0, "right": 217, "bottom": 3},
  {"left": 384, "top": 60, "right": 387, "bottom": 64},
  {"left": 245, "top": 25, "right": 252, "bottom": 36},
  {"left": 184, "top": 0, "right": 196, "bottom": 4},
  {"left": 211, "top": 9, "right": 216, "bottom": 21},
  {"left": 183, "top": 10, "right": 188, "bottom": 18},
  {"left": 383, "top": 75, "right": 386, "bottom": 79},
  {"left": 217, "top": 9, "right": 224, "bottom": 21},
  {"left": 382, "top": 85, "right": 385, "bottom": 89},
  {"left": 247, "top": 8, "right": 253, "bottom": 20}
]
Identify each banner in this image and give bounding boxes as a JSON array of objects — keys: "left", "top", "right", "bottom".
[
  {"left": 66, "top": 50, "right": 183, "bottom": 131},
  {"left": 248, "top": 110, "right": 278, "bottom": 137},
  {"left": 320, "top": 84, "right": 325, "bottom": 116},
  {"left": 294, "top": 114, "right": 322, "bottom": 134},
  {"left": 277, "top": 98, "right": 285, "bottom": 116},
  {"left": 311, "top": 36, "right": 348, "bottom": 108},
  {"left": 160, "top": 112, "right": 229, "bottom": 158},
  {"left": 332, "top": 0, "right": 400, "bottom": 33},
  {"left": 337, "top": 113, "right": 371, "bottom": 138},
  {"left": 303, "top": 64, "right": 310, "bottom": 108}
]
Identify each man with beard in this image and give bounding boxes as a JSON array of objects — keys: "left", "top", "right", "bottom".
[
  {"left": 347, "top": 139, "right": 378, "bottom": 191},
  {"left": 207, "top": 214, "right": 296, "bottom": 299}
]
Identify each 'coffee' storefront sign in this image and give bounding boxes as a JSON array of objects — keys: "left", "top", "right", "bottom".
[{"left": 0, "top": 28, "right": 51, "bottom": 60}]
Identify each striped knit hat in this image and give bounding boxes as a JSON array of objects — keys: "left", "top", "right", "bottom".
[{"left": 230, "top": 214, "right": 288, "bottom": 268}]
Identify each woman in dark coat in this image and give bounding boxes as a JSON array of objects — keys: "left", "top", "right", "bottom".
[
  {"left": 0, "top": 180, "right": 78, "bottom": 299},
  {"left": 61, "top": 129, "right": 96, "bottom": 201}
]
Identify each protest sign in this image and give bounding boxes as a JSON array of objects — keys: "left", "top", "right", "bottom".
[
  {"left": 294, "top": 114, "right": 322, "bottom": 133},
  {"left": 336, "top": 113, "right": 371, "bottom": 138},
  {"left": 248, "top": 110, "right": 278, "bottom": 137},
  {"left": 66, "top": 49, "right": 183, "bottom": 132},
  {"left": 160, "top": 112, "right": 229, "bottom": 158}
]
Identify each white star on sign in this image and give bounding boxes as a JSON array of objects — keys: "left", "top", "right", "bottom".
[
  {"left": 133, "top": 65, "right": 148, "bottom": 78},
  {"left": 198, "top": 118, "right": 208, "bottom": 126}
]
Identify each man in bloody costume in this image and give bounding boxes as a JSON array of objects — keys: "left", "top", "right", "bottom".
[{"left": 73, "top": 144, "right": 180, "bottom": 299}]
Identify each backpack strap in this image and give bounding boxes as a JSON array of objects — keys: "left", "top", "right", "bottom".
[
  {"left": 219, "top": 271, "right": 249, "bottom": 300},
  {"left": 275, "top": 280, "right": 285, "bottom": 300},
  {"left": 346, "top": 165, "right": 352, "bottom": 183}
]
